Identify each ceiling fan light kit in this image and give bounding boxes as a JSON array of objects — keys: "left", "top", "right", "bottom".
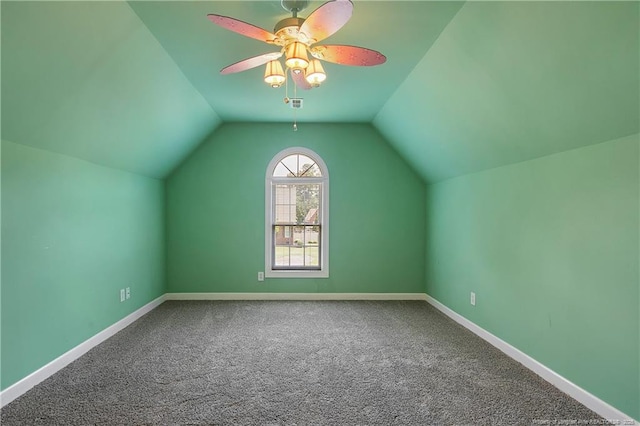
[
  {"left": 207, "top": 0, "right": 386, "bottom": 91},
  {"left": 305, "top": 59, "right": 327, "bottom": 87},
  {"left": 285, "top": 41, "right": 310, "bottom": 73},
  {"left": 264, "top": 60, "right": 286, "bottom": 88}
]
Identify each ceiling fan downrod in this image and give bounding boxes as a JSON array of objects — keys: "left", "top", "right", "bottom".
[{"left": 281, "top": 0, "right": 310, "bottom": 17}]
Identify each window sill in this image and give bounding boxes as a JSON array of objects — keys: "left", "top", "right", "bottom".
[{"left": 265, "top": 269, "right": 329, "bottom": 279}]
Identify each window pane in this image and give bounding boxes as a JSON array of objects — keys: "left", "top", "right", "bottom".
[
  {"left": 274, "top": 244, "right": 305, "bottom": 268},
  {"left": 275, "top": 184, "right": 294, "bottom": 203},
  {"left": 296, "top": 184, "right": 320, "bottom": 224},
  {"left": 305, "top": 246, "right": 319, "bottom": 267},
  {"left": 292, "top": 225, "right": 304, "bottom": 246},
  {"left": 274, "top": 225, "right": 293, "bottom": 246},
  {"left": 272, "top": 154, "right": 323, "bottom": 178},
  {"left": 298, "top": 155, "right": 312, "bottom": 168},
  {"left": 273, "top": 224, "right": 321, "bottom": 269},
  {"left": 274, "top": 245, "right": 290, "bottom": 267},
  {"left": 274, "top": 183, "right": 320, "bottom": 224},
  {"left": 273, "top": 163, "right": 291, "bottom": 177},
  {"left": 298, "top": 156, "right": 319, "bottom": 177},
  {"left": 274, "top": 184, "right": 296, "bottom": 223},
  {"left": 275, "top": 205, "right": 295, "bottom": 223},
  {"left": 299, "top": 162, "right": 321, "bottom": 177},
  {"left": 305, "top": 226, "right": 319, "bottom": 245},
  {"left": 281, "top": 155, "right": 298, "bottom": 176}
]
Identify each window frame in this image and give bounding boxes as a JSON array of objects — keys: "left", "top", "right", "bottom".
[{"left": 265, "top": 147, "right": 329, "bottom": 278}]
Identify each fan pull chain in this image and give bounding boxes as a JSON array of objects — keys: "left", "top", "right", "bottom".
[
  {"left": 282, "top": 68, "right": 299, "bottom": 131},
  {"left": 284, "top": 68, "right": 290, "bottom": 103},
  {"left": 292, "top": 70, "right": 298, "bottom": 131}
]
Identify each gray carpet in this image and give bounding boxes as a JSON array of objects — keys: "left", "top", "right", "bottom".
[{"left": 2, "top": 301, "right": 603, "bottom": 425}]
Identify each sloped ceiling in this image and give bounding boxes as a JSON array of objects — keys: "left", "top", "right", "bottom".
[
  {"left": 2, "top": 1, "right": 638, "bottom": 182},
  {"left": 1, "top": 1, "right": 221, "bottom": 179},
  {"left": 374, "top": 1, "right": 639, "bottom": 182}
]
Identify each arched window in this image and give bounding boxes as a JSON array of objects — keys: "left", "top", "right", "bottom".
[{"left": 265, "top": 147, "right": 329, "bottom": 278}]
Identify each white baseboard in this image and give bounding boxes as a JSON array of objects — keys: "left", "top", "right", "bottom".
[
  {"left": 424, "top": 294, "right": 638, "bottom": 425},
  {"left": 0, "top": 295, "right": 166, "bottom": 408},
  {"left": 165, "top": 292, "right": 428, "bottom": 301}
]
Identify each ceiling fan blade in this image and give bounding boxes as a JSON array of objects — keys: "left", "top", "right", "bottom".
[
  {"left": 299, "top": 0, "right": 353, "bottom": 44},
  {"left": 291, "top": 71, "right": 312, "bottom": 90},
  {"left": 207, "top": 14, "right": 276, "bottom": 43},
  {"left": 220, "top": 52, "right": 283, "bottom": 75},
  {"left": 311, "top": 45, "right": 386, "bottom": 66}
]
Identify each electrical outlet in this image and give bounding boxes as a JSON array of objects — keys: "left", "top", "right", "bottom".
[
  {"left": 120, "top": 289, "right": 125, "bottom": 302},
  {"left": 470, "top": 292, "right": 476, "bottom": 306},
  {"left": 126, "top": 287, "right": 130, "bottom": 300},
  {"left": 258, "top": 272, "right": 264, "bottom": 282}
]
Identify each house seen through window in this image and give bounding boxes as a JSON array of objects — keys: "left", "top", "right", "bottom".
[{"left": 265, "top": 148, "right": 329, "bottom": 278}]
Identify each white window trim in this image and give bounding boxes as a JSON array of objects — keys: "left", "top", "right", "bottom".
[{"left": 265, "top": 147, "right": 329, "bottom": 278}]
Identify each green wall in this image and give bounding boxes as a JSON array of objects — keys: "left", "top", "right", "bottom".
[
  {"left": 166, "top": 122, "right": 425, "bottom": 293},
  {"left": 3, "top": 120, "right": 637, "bottom": 421},
  {"left": 1, "top": 141, "right": 165, "bottom": 390},
  {"left": 425, "top": 134, "right": 639, "bottom": 419}
]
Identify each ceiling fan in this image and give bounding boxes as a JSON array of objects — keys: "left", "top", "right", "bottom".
[{"left": 207, "top": 0, "right": 386, "bottom": 90}]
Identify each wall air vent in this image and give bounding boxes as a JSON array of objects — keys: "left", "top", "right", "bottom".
[{"left": 289, "top": 98, "right": 303, "bottom": 109}]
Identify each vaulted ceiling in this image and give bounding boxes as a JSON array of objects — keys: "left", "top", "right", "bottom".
[{"left": 2, "top": 1, "right": 638, "bottom": 181}]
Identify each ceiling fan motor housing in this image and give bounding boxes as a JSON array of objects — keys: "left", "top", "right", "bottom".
[{"left": 274, "top": 17, "right": 305, "bottom": 39}]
